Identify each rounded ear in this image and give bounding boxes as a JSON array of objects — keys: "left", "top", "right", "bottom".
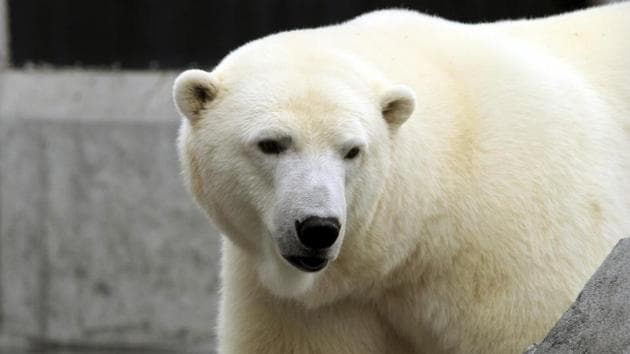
[
  {"left": 380, "top": 85, "right": 416, "bottom": 127},
  {"left": 173, "top": 69, "right": 219, "bottom": 123}
]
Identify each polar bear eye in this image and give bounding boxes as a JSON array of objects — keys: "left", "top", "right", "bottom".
[
  {"left": 344, "top": 147, "right": 361, "bottom": 160},
  {"left": 257, "top": 139, "right": 286, "bottom": 155}
]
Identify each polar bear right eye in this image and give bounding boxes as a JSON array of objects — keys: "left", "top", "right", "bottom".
[
  {"left": 257, "top": 139, "right": 287, "bottom": 155},
  {"left": 344, "top": 147, "right": 361, "bottom": 160}
]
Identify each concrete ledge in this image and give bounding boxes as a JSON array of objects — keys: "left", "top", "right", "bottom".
[
  {"left": 0, "top": 69, "right": 181, "bottom": 122},
  {"left": 526, "top": 238, "right": 630, "bottom": 353}
]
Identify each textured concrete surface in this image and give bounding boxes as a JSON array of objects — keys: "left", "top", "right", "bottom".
[
  {"left": 0, "top": 0, "right": 8, "bottom": 68},
  {"left": 525, "top": 238, "right": 630, "bottom": 353},
  {"left": 0, "top": 69, "right": 220, "bottom": 352},
  {"left": 0, "top": 70, "right": 179, "bottom": 123}
]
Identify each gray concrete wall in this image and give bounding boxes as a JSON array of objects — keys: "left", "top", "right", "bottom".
[
  {"left": 0, "top": 69, "right": 221, "bottom": 352},
  {"left": 0, "top": 0, "right": 8, "bottom": 69}
]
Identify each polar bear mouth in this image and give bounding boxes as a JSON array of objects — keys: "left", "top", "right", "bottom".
[{"left": 284, "top": 256, "right": 329, "bottom": 272}]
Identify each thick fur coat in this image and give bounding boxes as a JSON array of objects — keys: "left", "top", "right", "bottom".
[{"left": 173, "top": 3, "right": 630, "bottom": 353}]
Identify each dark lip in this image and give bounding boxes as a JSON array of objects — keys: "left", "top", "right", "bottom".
[{"left": 284, "top": 255, "right": 329, "bottom": 272}]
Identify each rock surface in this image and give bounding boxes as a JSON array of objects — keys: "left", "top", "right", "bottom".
[{"left": 525, "top": 238, "right": 630, "bottom": 353}]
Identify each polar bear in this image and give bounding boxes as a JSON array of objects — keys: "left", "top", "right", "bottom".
[{"left": 173, "top": 3, "right": 630, "bottom": 353}]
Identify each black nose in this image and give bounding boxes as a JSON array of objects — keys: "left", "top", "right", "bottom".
[{"left": 295, "top": 216, "right": 340, "bottom": 250}]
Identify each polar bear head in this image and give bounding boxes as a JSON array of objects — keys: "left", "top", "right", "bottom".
[{"left": 174, "top": 40, "right": 415, "bottom": 299}]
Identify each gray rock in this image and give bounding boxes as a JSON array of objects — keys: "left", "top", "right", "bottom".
[{"left": 525, "top": 238, "right": 630, "bottom": 353}]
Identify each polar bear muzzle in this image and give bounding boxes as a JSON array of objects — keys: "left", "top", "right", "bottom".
[{"left": 282, "top": 216, "right": 340, "bottom": 272}]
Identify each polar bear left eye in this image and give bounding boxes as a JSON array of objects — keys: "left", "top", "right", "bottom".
[{"left": 257, "top": 139, "right": 287, "bottom": 155}]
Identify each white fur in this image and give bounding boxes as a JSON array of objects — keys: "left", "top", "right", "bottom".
[{"left": 174, "top": 3, "right": 630, "bottom": 353}]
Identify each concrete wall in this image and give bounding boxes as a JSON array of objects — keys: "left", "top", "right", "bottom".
[
  {"left": 0, "top": 69, "right": 221, "bottom": 352},
  {"left": 0, "top": 0, "right": 8, "bottom": 69}
]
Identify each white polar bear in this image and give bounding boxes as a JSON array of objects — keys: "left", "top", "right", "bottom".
[{"left": 173, "top": 3, "right": 630, "bottom": 353}]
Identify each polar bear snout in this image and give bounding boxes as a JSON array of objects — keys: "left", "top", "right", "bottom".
[
  {"left": 278, "top": 216, "right": 341, "bottom": 273},
  {"left": 296, "top": 216, "right": 341, "bottom": 250}
]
